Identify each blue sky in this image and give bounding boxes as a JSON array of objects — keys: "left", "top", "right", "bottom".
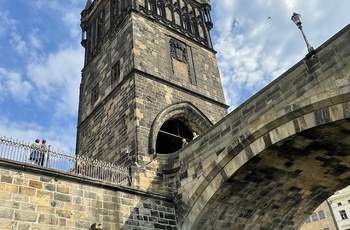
[{"left": 1, "top": 0, "right": 349, "bottom": 154}]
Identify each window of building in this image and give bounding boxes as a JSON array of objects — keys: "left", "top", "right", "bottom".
[
  {"left": 97, "top": 10, "right": 104, "bottom": 43},
  {"left": 305, "top": 217, "right": 311, "bottom": 223},
  {"left": 147, "top": 0, "right": 154, "bottom": 12},
  {"left": 182, "top": 15, "right": 190, "bottom": 31},
  {"left": 338, "top": 202, "right": 342, "bottom": 206},
  {"left": 91, "top": 84, "right": 99, "bottom": 105},
  {"left": 190, "top": 19, "right": 198, "bottom": 35},
  {"left": 111, "top": 60, "right": 120, "bottom": 84},
  {"left": 156, "top": 2, "right": 165, "bottom": 18},
  {"left": 340, "top": 210, "right": 348, "bottom": 220},
  {"left": 318, "top": 210, "right": 326, "bottom": 219},
  {"left": 311, "top": 212, "right": 318, "bottom": 221},
  {"left": 156, "top": 119, "right": 193, "bottom": 154}
]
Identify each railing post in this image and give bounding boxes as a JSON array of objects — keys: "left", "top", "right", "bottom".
[{"left": 45, "top": 146, "right": 51, "bottom": 168}]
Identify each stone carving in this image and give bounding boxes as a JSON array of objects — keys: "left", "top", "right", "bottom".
[
  {"left": 170, "top": 38, "right": 196, "bottom": 83},
  {"left": 170, "top": 38, "right": 188, "bottom": 63}
]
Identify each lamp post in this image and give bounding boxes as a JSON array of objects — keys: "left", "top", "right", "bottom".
[{"left": 291, "top": 12, "right": 314, "bottom": 54}]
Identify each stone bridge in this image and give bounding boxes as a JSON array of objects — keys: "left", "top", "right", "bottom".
[
  {"left": 168, "top": 23, "right": 350, "bottom": 229},
  {"left": 0, "top": 22, "right": 349, "bottom": 230}
]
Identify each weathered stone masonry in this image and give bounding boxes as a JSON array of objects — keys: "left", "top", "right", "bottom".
[
  {"left": 174, "top": 22, "right": 350, "bottom": 230},
  {"left": 77, "top": 0, "right": 227, "bottom": 174},
  {"left": 0, "top": 162, "right": 176, "bottom": 230},
  {"left": 76, "top": 0, "right": 227, "bottom": 199}
]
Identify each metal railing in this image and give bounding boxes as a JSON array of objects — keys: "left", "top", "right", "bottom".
[{"left": 0, "top": 136, "right": 131, "bottom": 185}]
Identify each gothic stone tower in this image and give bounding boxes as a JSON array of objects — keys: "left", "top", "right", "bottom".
[{"left": 76, "top": 0, "right": 227, "bottom": 191}]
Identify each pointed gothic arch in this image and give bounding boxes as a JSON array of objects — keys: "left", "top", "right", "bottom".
[
  {"left": 182, "top": 14, "right": 190, "bottom": 31},
  {"left": 148, "top": 102, "right": 213, "bottom": 155},
  {"left": 189, "top": 18, "right": 198, "bottom": 36},
  {"left": 156, "top": 1, "right": 166, "bottom": 20}
]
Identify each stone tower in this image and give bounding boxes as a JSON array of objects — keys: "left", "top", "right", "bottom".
[{"left": 76, "top": 0, "right": 227, "bottom": 191}]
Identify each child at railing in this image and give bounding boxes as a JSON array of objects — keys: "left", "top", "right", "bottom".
[{"left": 68, "top": 160, "right": 85, "bottom": 175}]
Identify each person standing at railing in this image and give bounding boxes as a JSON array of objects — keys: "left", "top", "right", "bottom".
[
  {"left": 181, "top": 138, "right": 188, "bottom": 147},
  {"left": 29, "top": 139, "right": 40, "bottom": 164},
  {"left": 38, "top": 139, "right": 47, "bottom": 166}
]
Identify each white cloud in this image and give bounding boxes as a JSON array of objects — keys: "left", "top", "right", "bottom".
[
  {"left": 28, "top": 29, "right": 43, "bottom": 50},
  {"left": 33, "top": 0, "right": 82, "bottom": 40},
  {"left": 0, "top": 116, "right": 76, "bottom": 154},
  {"left": 210, "top": 0, "right": 350, "bottom": 110},
  {"left": 0, "top": 68, "right": 32, "bottom": 102},
  {"left": 63, "top": 12, "right": 81, "bottom": 39},
  {"left": 10, "top": 32, "right": 29, "bottom": 55},
  {"left": 0, "top": 1, "right": 85, "bottom": 155},
  {"left": 0, "top": 11, "right": 16, "bottom": 36},
  {"left": 27, "top": 47, "right": 84, "bottom": 117}
]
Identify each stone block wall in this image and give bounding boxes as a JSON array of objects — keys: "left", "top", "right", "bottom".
[
  {"left": 132, "top": 13, "right": 227, "bottom": 120},
  {"left": 0, "top": 164, "right": 176, "bottom": 230},
  {"left": 77, "top": 13, "right": 136, "bottom": 163},
  {"left": 130, "top": 12, "right": 228, "bottom": 195}
]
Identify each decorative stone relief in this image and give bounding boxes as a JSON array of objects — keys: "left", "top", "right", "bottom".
[{"left": 169, "top": 37, "right": 196, "bottom": 84}]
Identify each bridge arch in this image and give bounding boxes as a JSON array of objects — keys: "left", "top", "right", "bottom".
[
  {"left": 174, "top": 20, "right": 350, "bottom": 226},
  {"left": 178, "top": 99, "right": 350, "bottom": 229}
]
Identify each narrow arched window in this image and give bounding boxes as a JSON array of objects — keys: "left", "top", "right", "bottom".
[
  {"left": 147, "top": 0, "right": 155, "bottom": 12},
  {"left": 182, "top": 15, "right": 190, "bottom": 31},
  {"left": 190, "top": 19, "right": 198, "bottom": 35},
  {"left": 156, "top": 2, "right": 165, "bottom": 18}
]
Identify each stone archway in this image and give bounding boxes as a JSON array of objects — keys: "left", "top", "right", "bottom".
[
  {"left": 177, "top": 101, "right": 350, "bottom": 230},
  {"left": 148, "top": 101, "right": 213, "bottom": 155}
]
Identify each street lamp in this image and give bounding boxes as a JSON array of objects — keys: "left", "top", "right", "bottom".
[{"left": 291, "top": 12, "right": 314, "bottom": 54}]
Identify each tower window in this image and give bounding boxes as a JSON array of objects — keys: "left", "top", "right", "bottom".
[
  {"left": 111, "top": 60, "right": 120, "bottom": 84},
  {"left": 340, "top": 210, "right": 348, "bottom": 220},
  {"left": 190, "top": 19, "right": 197, "bottom": 35},
  {"left": 147, "top": 0, "right": 154, "bottom": 12},
  {"left": 156, "top": 119, "right": 193, "bottom": 154},
  {"left": 156, "top": 2, "right": 165, "bottom": 18},
  {"left": 97, "top": 11, "right": 104, "bottom": 42},
  {"left": 182, "top": 15, "right": 190, "bottom": 31},
  {"left": 91, "top": 84, "right": 99, "bottom": 106}
]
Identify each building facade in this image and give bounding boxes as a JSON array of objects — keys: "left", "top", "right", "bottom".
[
  {"left": 76, "top": 0, "right": 228, "bottom": 192},
  {"left": 328, "top": 186, "right": 350, "bottom": 230},
  {"left": 299, "top": 200, "right": 337, "bottom": 230},
  {"left": 300, "top": 186, "right": 350, "bottom": 230}
]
